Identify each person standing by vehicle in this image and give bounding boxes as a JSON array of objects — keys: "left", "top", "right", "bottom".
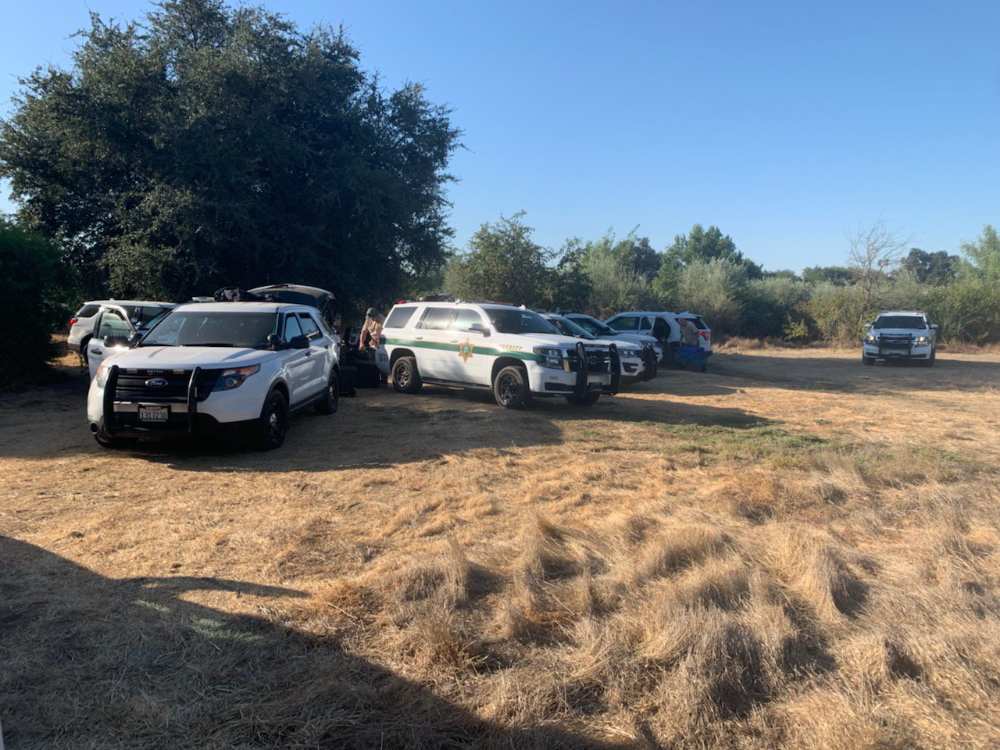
[
  {"left": 359, "top": 308, "right": 384, "bottom": 352},
  {"left": 680, "top": 317, "right": 699, "bottom": 347}
]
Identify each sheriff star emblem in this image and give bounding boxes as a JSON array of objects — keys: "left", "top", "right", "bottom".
[{"left": 457, "top": 339, "right": 475, "bottom": 363}]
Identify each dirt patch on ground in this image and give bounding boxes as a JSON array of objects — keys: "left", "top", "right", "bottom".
[{"left": 2, "top": 348, "right": 999, "bottom": 748}]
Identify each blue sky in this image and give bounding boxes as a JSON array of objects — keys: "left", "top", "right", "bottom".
[{"left": 1, "top": 1, "right": 998, "bottom": 270}]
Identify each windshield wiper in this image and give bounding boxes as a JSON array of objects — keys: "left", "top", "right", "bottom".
[{"left": 187, "top": 342, "right": 241, "bottom": 347}]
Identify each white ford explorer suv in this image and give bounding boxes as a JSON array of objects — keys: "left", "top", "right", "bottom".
[
  {"left": 862, "top": 310, "right": 937, "bottom": 366},
  {"left": 540, "top": 313, "right": 654, "bottom": 381},
  {"left": 375, "top": 302, "right": 620, "bottom": 408},
  {"left": 87, "top": 302, "right": 341, "bottom": 449}
]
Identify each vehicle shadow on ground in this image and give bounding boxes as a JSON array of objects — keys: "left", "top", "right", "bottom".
[
  {"left": 0, "top": 373, "right": 767, "bottom": 464},
  {"left": 134, "top": 383, "right": 768, "bottom": 473},
  {"left": 0, "top": 535, "right": 629, "bottom": 749},
  {"left": 710, "top": 351, "right": 1000, "bottom": 394}
]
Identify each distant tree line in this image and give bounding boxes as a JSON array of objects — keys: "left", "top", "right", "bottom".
[
  {"left": 2, "top": 0, "right": 999, "bottom": 387},
  {"left": 444, "top": 216, "right": 1000, "bottom": 345}
]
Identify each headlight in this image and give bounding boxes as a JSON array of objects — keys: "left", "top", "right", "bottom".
[
  {"left": 94, "top": 361, "right": 110, "bottom": 387},
  {"left": 533, "top": 347, "right": 564, "bottom": 369},
  {"left": 914, "top": 336, "right": 929, "bottom": 345},
  {"left": 621, "top": 347, "right": 641, "bottom": 358},
  {"left": 865, "top": 334, "right": 877, "bottom": 344},
  {"left": 212, "top": 364, "right": 260, "bottom": 391}
]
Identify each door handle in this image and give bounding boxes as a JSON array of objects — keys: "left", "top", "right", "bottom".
[
  {"left": 414, "top": 336, "right": 424, "bottom": 341},
  {"left": 92, "top": 348, "right": 103, "bottom": 355}
]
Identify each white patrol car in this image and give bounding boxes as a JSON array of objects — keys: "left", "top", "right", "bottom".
[
  {"left": 87, "top": 301, "right": 341, "bottom": 450},
  {"left": 540, "top": 313, "right": 654, "bottom": 381},
  {"left": 862, "top": 310, "right": 937, "bottom": 366},
  {"left": 563, "top": 312, "right": 665, "bottom": 364},
  {"left": 375, "top": 302, "right": 621, "bottom": 408}
]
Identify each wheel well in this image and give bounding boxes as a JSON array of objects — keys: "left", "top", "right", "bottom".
[
  {"left": 270, "top": 380, "right": 289, "bottom": 402},
  {"left": 491, "top": 357, "right": 528, "bottom": 383},
  {"left": 390, "top": 348, "right": 415, "bottom": 368}
]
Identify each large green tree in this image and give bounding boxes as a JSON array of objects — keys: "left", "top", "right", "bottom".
[
  {"left": 961, "top": 225, "right": 1000, "bottom": 282},
  {"left": 0, "top": 0, "right": 459, "bottom": 312}
]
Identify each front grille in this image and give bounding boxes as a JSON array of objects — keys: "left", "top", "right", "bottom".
[
  {"left": 878, "top": 334, "right": 912, "bottom": 351},
  {"left": 568, "top": 348, "right": 611, "bottom": 373},
  {"left": 113, "top": 369, "right": 219, "bottom": 402}
]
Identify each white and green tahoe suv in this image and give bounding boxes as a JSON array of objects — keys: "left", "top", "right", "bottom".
[{"left": 376, "top": 302, "right": 621, "bottom": 408}]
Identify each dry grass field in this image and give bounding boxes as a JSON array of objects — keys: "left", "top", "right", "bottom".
[{"left": 2, "top": 345, "right": 999, "bottom": 748}]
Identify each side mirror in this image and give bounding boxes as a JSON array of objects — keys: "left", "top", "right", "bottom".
[
  {"left": 930, "top": 324, "right": 939, "bottom": 330},
  {"left": 468, "top": 323, "right": 490, "bottom": 337},
  {"left": 103, "top": 335, "right": 129, "bottom": 348},
  {"left": 289, "top": 334, "right": 310, "bottom": 350},
  {"left": 128, "top": 332, "right": 142, "bottom": 348},
  {"left": 267, "top": 333, "right": 282, "bottom": 350}
]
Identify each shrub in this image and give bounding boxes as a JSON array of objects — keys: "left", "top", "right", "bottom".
[{"left": 0, "top": 220, "right": 60, "bottom": 386}]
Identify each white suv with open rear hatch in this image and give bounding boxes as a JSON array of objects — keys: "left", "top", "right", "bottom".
[{"left": 87, "top": 301, "right": 341, "bottom": 450}]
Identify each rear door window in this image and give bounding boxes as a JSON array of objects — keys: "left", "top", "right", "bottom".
[
  {"left": 75, "top": 304, "right": 101, "bottom": 318},
  {"left": 385, "top": 306, "right": 417, "bottom": 329},
  {"left": 451, "top": 309, "right": 484, "bottom": 331},
  {"left": 417, "top": 307, "right": 456, "bottom": 330},
  {"left": 639, "top": 317, "right": 653, "bottom": 331},
  {"left": 682, "top": 316, "right": 707, "bottom": 330},
  {"left": 652, "top": 318, "right": 671, "bottom": 339}
]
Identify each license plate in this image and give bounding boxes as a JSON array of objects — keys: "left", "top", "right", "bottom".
[{"left": 138, "top": 405, "right": 169, "bottom": 422}]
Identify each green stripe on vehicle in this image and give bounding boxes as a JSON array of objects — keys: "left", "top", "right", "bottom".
[{"left": 385, "top": 337, "right": 544, "bottom": 362}]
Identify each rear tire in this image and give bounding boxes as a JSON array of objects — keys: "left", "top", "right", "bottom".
[
  {"left": 493, "top": 365, "right": 531, "bottom": 409},
  {"left": 257, "top": 390, "right": 289, "bottom": 450},
  {"left": 392, "top": 356, "right": 422, "bottom": 394},
  {"left": 93, "top": 429, "right": 129, "bottom": 449},
  {"left": 565, "top": 391, "right": 601, "bottom": 406},
  {"left": 315, "top": 371, "right": 340, "bottom": 414}
]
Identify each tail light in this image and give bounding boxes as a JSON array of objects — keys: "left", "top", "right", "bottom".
[
  {"left": 699, "top": 330, "right": 710, "bottom": 339},
  {"left": 68, "top": 317, "right": 78, "bottom": 328}
]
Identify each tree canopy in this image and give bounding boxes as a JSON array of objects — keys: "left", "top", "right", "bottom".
[{"left": 0, "top": 0, "right": 459, "bottom": 311}]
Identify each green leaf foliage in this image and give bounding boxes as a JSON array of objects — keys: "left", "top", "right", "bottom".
[{"left": 0, "top": 0, "right": 459, "bottom": 313}]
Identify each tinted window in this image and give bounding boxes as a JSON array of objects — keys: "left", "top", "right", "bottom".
[
  {"left": 570, "top": 316, "right": 615, "bottom": 337},
  {"left": 96, "top": 311, "right": 130, "bottom": 339},
  {"left": 639, "top": 317, "right": 653, "bottom": 331},
  {"left": 298, "top": 313, "right": 321, "bottom": 339},
  {"left": 652, "top": 318, "right": 671, "bottom": 339},
  {"left": 132, "top": 305, "right": 173, "bottom": 324},
  {"left": 681, "top": 316, "right": 707, "bottom": 330},
  {"left": 873, "top": 315, "right": 925, "bottom": 329},
  {"left": 451, "top": 309, "right": 484, "bottom": 331},
  {"left": 486, "top": 308, "right": 559, "bottom": 335},
  {"left": 385, "top": 306, "right": 417, "bottom": 329},
  {"left": 76, "top": 304, "right": 101, "bottom": 318},
  {"left": 608, "top": 316, "right": 639, "bottom": 331},
  {"left": 549, "top": 316, "right": 594, "bottom": 339},
  {"left": 141, "top": 312, "right": 278, "bottom": 348},
  {"left": 418, "top": 307, "right": 455, "bottom": 330},
  {"left": 284, "top": 315, "right": 303, "bottom": 341}
]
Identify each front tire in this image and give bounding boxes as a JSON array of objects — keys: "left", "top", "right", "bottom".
[
  {"left": 565, "top": 391, "right": 601, "bottom": 406},
  {"left": 93, "top": 429, "right": 129, "bottom": 449},
  {"left": 392, "top": 356, "right": 422, "bottom": 394},
  {"left": 315, "top": 371, "right": 340, "bottom": 414},
  {"left": 862, "top": 355, "right": 874, "bottom": 366},
  {"left": 926, "top": 349, "right": 936, "bottom": 367},
  {"left": 79, "top": 337, "right": 91, "bottom": 367},
  {"left": 493, "top": 365, "right": 531, "bottom": 409},
  {"left": 257, "top": 389, "right": 289, "bottom": 450}
]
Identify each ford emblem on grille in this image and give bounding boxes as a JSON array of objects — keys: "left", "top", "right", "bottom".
[{"left": 145, "top": 377, "right": 169, "bottom": 388}]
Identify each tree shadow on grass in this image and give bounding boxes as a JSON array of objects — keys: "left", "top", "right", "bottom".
[{"left": 0, "top": 535, "right": 630, "bottom": 749}]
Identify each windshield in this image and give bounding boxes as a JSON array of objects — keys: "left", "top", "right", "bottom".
[
  {"left": 571, "top": 316, "right": 615, "bottom": 337},
  {"left": 140, "top": 312, "right": 278, "bottom": 348},
  {"left": 873, "top": 315, "right": 925, "bottom": 330},
  {"left": 549, "top": 316, "right": 595, "bottom": 339},
  {"left": 486, "top": 308, "right": 560, "bottom": 335}
]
